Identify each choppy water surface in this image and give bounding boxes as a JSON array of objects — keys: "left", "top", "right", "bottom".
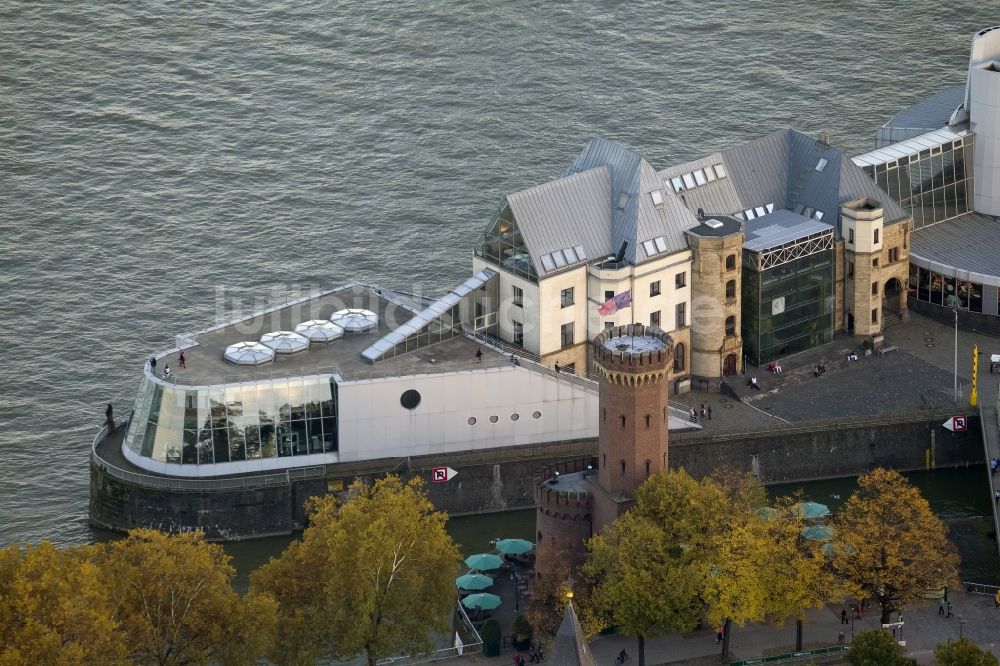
[{"left": 1, "top": 1, "right": 996, "bottom": 547}]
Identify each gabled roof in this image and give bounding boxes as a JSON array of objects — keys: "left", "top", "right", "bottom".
[
  {"left": 549, "top": 602, "right": 596, "bottom": 666},
  {"left": 659, "top": 129, "right": 909, "bottom": 235}
]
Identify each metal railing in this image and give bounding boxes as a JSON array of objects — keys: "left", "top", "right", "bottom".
[
  {"left": 92, "top": 420, "right": 326, "bottom": 492},
  {"left": 730, "top": 644, "right": 846, "bottom": 665},
  {"left": 962, "top": 581, "right": 1000, "bottom": 596}
]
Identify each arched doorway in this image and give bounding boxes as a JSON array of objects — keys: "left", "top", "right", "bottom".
[
  {"left": 884, "top": 278, "right": 904, "bottom": 317},
  {"left": 723, "top": 353, "right": 738, "bottom": 376}
]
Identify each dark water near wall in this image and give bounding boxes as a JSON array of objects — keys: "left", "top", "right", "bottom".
[{"left": 1, "top": 1, "right": 998, "bottom": 547}]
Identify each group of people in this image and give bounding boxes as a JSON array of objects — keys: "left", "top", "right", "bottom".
[
  {"left": 513, "top": 643, "right": 543, "bottom": 665},
  {"left": 990, "top": 458, "right": 1000, "bottom": 475},
  {"left": 766, "top": 361, "right": 783, "bottom": 374},
  {"left": 689, "top": 404, "right": 713, "bottom": 423},
  {"left": 148, "top": 351, "right": 186, "bottom": 379}
]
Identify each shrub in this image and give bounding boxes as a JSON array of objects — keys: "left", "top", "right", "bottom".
[
  {"left": 512, "top": 613, "right": 533, "bottom": 650},
  {"left": 845, "top": 629, "right": 915, "bottom": 666},
  {"left": 934, "top": 637, "right": 999, "bottom": 666},
  {"left": 481, "top": 618, "right": 502, "bottom": 657}
]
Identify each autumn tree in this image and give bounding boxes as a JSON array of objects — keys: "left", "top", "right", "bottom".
[
  {"left": 251, "top": 475, "right": 461, "bottom": 666},
  {"left": 99, "top": 529, "right": 276, "bottom": 666},
  {"left": 0, "top": 542, "right": 127, "bottom": 665},
  {"left": 845, "top": 629, "right": 916, "bottom": 666},
  {"left": 831, "top": 468, "right": 960, "bottom": 624},
  {"left": 934, "top": 638, "right": 1000, "bottom": 666},
  {"left": 585, "top": 510, "right": 702, "bottom": 666},
  {"left": 524, "top": 562, "right": 604, "bottom": 649}
]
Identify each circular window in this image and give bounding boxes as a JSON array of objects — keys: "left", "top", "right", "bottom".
[
  {"left": 511, "top": 413, "right": 519, "bottom": 421},
  {"left": 489, "top": 415, "right": 499, "bottom": 423},
  {"left": 400, "top": 390, "right": 421, "bottom": 410},
  {"left": 467, "top": 417, "right": 477, "bottom": 426},
  {"left": 532, "top": 411, "right": 541, "bottom": 419}
]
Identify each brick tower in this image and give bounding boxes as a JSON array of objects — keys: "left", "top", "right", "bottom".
[{"left": 588, "top": 323, "right": 673, "bottom": 533}]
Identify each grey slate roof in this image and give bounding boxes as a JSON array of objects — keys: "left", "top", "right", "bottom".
[
  {"left": 881, "top": 85, "right": 965, "bottom": 133},
  {"left": 910, "top": 211, "right": 1000, "bottom": 286},
  {"left": 743, "top": 209, "right": 834, "bottom": 252},
  {"left": 659, "top": 129, "right": 910, "bottom": 237},
  {"left": 549, "top": 602, "right": 596, "bottom": 666}
]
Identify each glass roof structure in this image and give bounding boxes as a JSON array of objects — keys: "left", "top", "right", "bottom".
[
  {"left": 223, "top": 341, "right": 276, "bottom": 366},
  {"left": 474, "top": 201, "right": 538, "bottom": 283},
  {"left": 294, "top": 319, "right": 344, "bottom": 344},
  {"left": 362, "top": 269, "right": 497, "bottom": 363},
  {"left": 330, "top": 309, "right": 378, "bottom": 333},
  {"left": 260, "top": 331, "right": 310, "bottom": 354}
]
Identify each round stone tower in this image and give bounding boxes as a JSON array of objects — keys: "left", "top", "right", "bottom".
[{"left": 590, "top": 323, "right": 673, "bottom": 533}]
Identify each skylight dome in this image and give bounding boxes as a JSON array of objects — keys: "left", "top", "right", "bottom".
[
  {"left": 294, "top": 320, "right": 344, "bottom": 344},
  {"left": 260, "top": 331, "right": 310, "bottom": 354},
  {"left": 223, "top": 341, "right": 275, "bottom": 366},
  {"left": 330, "top": 309, "right": 378, "bottom": 333}
]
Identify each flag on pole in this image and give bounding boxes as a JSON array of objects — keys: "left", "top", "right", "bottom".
[{"left": 598, "top": 290, "right": 632, "bottom": 316}]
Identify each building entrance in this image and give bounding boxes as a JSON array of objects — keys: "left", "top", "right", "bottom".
[
  {"left": 884, "top": 277, "right": 904, "bottom": 317},
  {"left": 723, "top": 353, "right": 738, "bottom": 376}
]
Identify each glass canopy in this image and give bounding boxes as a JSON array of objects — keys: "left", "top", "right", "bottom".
[{"left": 474, "top": 200, "right": 538, "bottom": 283}]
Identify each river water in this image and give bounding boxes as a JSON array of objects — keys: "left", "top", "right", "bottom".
[{"left": 1, "top": 2, "right": 998, "bottom": 553}]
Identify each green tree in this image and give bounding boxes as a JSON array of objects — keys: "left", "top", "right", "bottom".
[
  {"left": 934, "top": 637, "right": 999, "bottom": 666},
  {"left": 0, "top": 542, "right": 127, "bottom": 665},
  {"left": 585, "top": 510, "right": 702, "bottom": 666},
  {"left": 251, "top": 475, "right": 461, "bottom": 666},
  {"left": 831, "top": 469, "right": 960, "bottom": 624},
  {"left": 845, "top": 629, "right": 916, "bottom": 666},
  {"left": 99, "top": 529, "right": 276, "bottom": 666},
  {"left": 523, "top": 573, "right": 604, "bottom": 649}
]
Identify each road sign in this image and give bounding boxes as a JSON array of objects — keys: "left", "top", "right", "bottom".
[
  {"left": 432, "top": 466, "right": 458, "bottom": 483},
  {"left": 942, "top": 416, "right": 968, "bottom": 432}
]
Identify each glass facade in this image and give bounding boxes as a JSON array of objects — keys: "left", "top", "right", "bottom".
[
  {"left": 908, "top": 263, "right": 985, "bottom": 312},
  {"left": 742, "top": 248, "right": 835, "bottom": 365},
  {"left": 124, "top": 374, "right": 338, "bottom": 466},
  {"left": 861, "top": 136, "right": 974, "bottom": 229},
  {"left": 474, "top": 200, "right": 538, "bottom": 282}
]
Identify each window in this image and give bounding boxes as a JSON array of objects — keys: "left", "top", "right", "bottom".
[
  {"left": 725, "top": 254, "right": 736, "bottom": 270},
  {"left": 650, "top": 310, "right": 661, "bottom": 328},
  {"left": 872, "top": 257, "right": 879, "bottom": 268},
  {"left": 874, "top": 228, "right": 880, "bottom": 245},
  {"left": 816, "top": 157, "right": 828, "bottom": 172},
  {"left": 871, "top": 309, "right": 878, "bottom": 324},
  {"left": 725, "top": 279, "right": 736, "bottom": 300},
  {"left": 512, "top": 285, "right": 523, "bottom": 307},
  {"left": 725, "top": 315, "right": 735, "bottom": 337},
  {"left": 604, "top": 321, "right": 614, "bottom": 330},
  {"left": 560, "top": 287, "right": 574, "bottom": 308},
  {"left": 871, "top": 281, "right": 878, "bottom": 296},
  {"left": 675, "top": 302, "right": 687, "bottom": 328},
  {"left": 560, "top": 322, "right": 575, "bottom": 348},
  {"left": 649, "top": 281, "right": 661, "bottom": 297},
  {"left": 675, "top": 272, "right": 686, "bottom": 289},
  {"left": 848, "top": 261, "right": 854, "bottom": 279},
  {"left": 513, "top": 321, "right": 523, "bottom": 345},
  {"left": 673, "top": 342, "right": 685, "bottom": 371},
  {"left": 889, "top": 247, "right": 899, "bottom": 263},
  {"left": 604, "top": 290, "right": 614, "bottom": 301},
  {"left": 848, "top": 228, "right": 854, "bottom": 244},
  {"left": 616, "top": 193, "right": 630, "bottom": 211}
]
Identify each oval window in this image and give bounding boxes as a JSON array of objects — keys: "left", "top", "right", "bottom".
[
  {"left": 532, "top": 411, "right": 541, "bottom": 419},
  {"left": 511, "top": 413, "right": 520, "bottom": 421},
  {"left": 489, "top": 415, "right": 499, "bottom": 423},
  {"left": 467, "top": 417, "right": 477, "bottom": 426},
  {"left": 400, "top": 390, "right": 421, "bottom": 410}
]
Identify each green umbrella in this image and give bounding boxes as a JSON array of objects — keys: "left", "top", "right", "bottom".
[
  {"left": 456, "top": 573, "right": 494, "bottom": 590},
  {"left": 801, "top": 525, "right": 836, "bottom": 541},
  {"left": 462, "top": 592, "right": 502, "bottom": 611},
  {"left": 794, "top": 502, "right": 831, "bottom": 520},
  {"left": 495, "top": 538, "right": 534, "bottom": 555},
  {"left": 464, "top": 553, "right": 504, "bottom": 571}
]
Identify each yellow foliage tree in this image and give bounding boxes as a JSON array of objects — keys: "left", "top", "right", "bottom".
[
  {"left": 831, "top": 468, "right": 960, "bottom": 624},
  {"left": 251, "top": 475, "right": 461, "bottom": 666},
  {"left": 0, "top": 542, "right": 127, "bottom": 666},
  {"left": 523, "top": 561, "right": 604, "bottom": 648},
  {"left": 99, "top": 529, "right": 276, "bottom": 666}
]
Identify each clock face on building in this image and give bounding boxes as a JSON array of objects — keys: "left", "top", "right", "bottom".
[{"left": 772, "top": 296, "right": 786, "bottom": 316}]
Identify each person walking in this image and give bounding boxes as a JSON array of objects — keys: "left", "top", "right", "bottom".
[
  {"left": 178, "top": 350, "right": 186, "bottom": 369},
  {"left": 946, "top": 601, "right": 954, "bottom": 618},
  {"left": 715, "top": 625, "right": 724, "bottom": 644},
  {"left": 841, "top": 608, "right": 848, "bottom": 624},
  {"left": 475, "top": 347, "right": 482, "bottom": 364},
  {"left": 707, "top": 405, "right": 712, "bottom": 420},
  {"left": 939, "top": 597, "right": 946, "bottom": 615},
  {"left": 554, "top": 362, "right": 560, "bottom": 373},
  {"left": 700, "top": 405, "right": 706, "bottom": 420},
  {"left": 149, "top": 357, "right": 157, "bottom": 372}
]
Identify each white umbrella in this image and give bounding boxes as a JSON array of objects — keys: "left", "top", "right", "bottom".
[
  {"left": 224, "top": 341, "right": 275, "bottom": 366},
  {"left": 330, "top": 308, "right": 378, "bottom": 333},
  {"left": 294, "top": 319, "right": 344, "bottom": 344},
  {"left": 260, "top": 331, "right": 310, "bottom": 354}
]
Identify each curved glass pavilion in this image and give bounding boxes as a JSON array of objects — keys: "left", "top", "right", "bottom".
[{"left": 123, "top": 369, "right": 339, "bottom": 469}]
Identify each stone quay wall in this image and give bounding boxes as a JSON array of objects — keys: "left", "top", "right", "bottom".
[{"left": 90, "top": 409, "right": 982, "bottom": 541}]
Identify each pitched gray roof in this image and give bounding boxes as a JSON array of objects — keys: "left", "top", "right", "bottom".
[
  {"left": 659, "top": 129, "right": 910, "bottom": 237},
  {"left": 549, "top": 602, "right": 596, "bottom": 666},
  {"left": 506, "top": 166, "right": 613, "bottom": 274}
]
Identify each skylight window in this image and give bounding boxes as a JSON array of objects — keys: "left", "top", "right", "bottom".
[
  {"left": 705, "top": 219, "right": 724, "bottom": 229},
  {"left": 540, "top": 254, "right": 555, "bottom": 272},
  {"left": 643, "top": 240, "right": 657, "bottom": 256},
  {"left": 765, "top": 203, "right": 774, "bottom": 213},
  {"left": 650, "top": 190, "right": 664, "bottom": 206},
  {"left": 704, "top": 167, "right": 717, "bottom": 183},
  {"left": 670, "top": 176, "right": 684, "bottom": 192},
  {"left": 654, "top": 237, "right": 667, "bottom": 253},
  {"left": 743, "top": 209, "right": 755, "bottom": 220},
  {"left": 713, "top": 164, "right": 727, "bottom": 179},
  {"left": 754, "top": 206, "right": 766, "bottom": 217},
  {"left": 815, "top": 158, "right": 828, "bottom": 172},
  {"left": 563, "top": 247, "right": 577, "bottom": 263},
  {"left": 574, "top": 245, "right": 586, "bottom": 260},
  {"left": 682, "top": 173, "right": 696, "bottom": 189},
  {"left": 693, "top": 169, "right": 707, "bottom": 186},
  {"left": 617, "top": 193, "right": 631, "bottom": 211},
  {"left": 552, "top": 251, "right": 567, "bottom": 268},
  {"left": 813, "top": 210, "right": 824, "bottom": 221}
]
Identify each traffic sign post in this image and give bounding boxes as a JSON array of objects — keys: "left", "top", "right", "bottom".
[
  {"left": 942, "top": 416, "right": 968, "bottom": 432},
  {"left": 431, "top": 466, "right": 458, "bottom": 483}
]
